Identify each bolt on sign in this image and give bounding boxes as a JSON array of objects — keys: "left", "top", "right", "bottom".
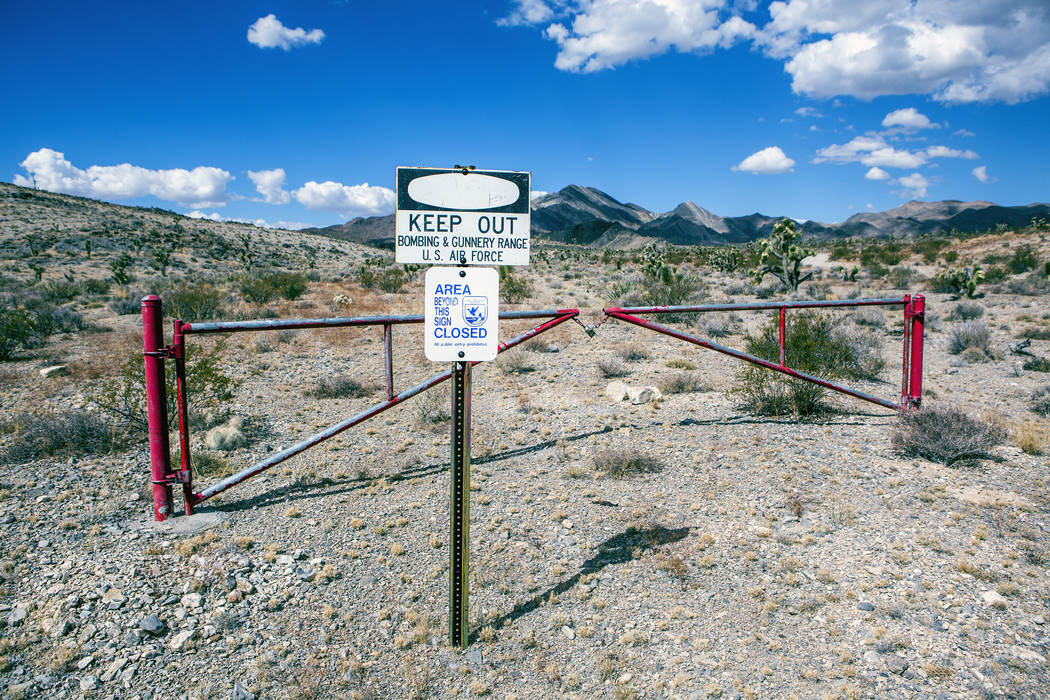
[
  {"left": 424, "top": 267, "right": 499, "bottom": 362},
  {"left": 395, "top": 167, "right": 531, "bottom": 265}
]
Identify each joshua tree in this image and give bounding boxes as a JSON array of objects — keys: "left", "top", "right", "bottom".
[{"left": 751, "top": 218, "right": 813, "bottom": 292}]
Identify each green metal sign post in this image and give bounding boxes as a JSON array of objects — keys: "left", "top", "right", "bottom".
[{"left": 449, "top": 360, "right": 471, "bottom": 648}]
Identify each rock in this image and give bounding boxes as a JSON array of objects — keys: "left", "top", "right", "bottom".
[
  {"left": 226, "top": 590, "right": 243, "bottom": 604},
  {"left": 857, "top": 601, "right": 875, "bottom": 611},
  {"left": 80, "top": 675, "right": 99, "bottom": 692},
  {"left": 100, "top": 657, "right": 127, "bottom": 683},
  {"left": 169, "top": 629, "right": 197, "bottom": 650},
  {"left": 1009, "top": 646, "right": 1046, "bottom": 663},
  {"left": 231, "top": 682, "right": 256, "bottom": 700},
  {"left": 295, "top": 566, "right": 315, "bottom": 582},
  {"left": 205, "top": 416, "right": 246, "bottom": 451},
  {"left": 101, "top": 587, "right": 125, "bottom": 604},
  {"left": 561, "top": 625, "right": 575, "bottom": 639},
  {"left": 139, "top": 614, "right": 166, "bottom": 636},
  {"left": 981, "top": 590, "right": 1008, "bottom": 608},
  {"left": 465, "top": 649, "right": 483, "bottom": 666},
  {"left": 49, "top": 618, "right": 74, "bottom": 638},
  {"left": 76, "top": 656, "right": 93, "bottom": 671},
  {"left": 38, "top": 365, "right": 68, "bottom": 378},
  {"left": 7, "top": 606, "right": 29, "bottom": 626},
  {"left": 181, "top": 593, "right": 203, "bottom": 609},
  {"left": 605, "top": 381, "right": 630, "bottom": 402},
  {"left": 886, "top": 655, "right": 909, "bottom": 675},
  {"left": 235, "top": 577, "right": 253, "bottom": 593},
  {"left": 627, "top": 385, "right": 661, "bottom": 405}
]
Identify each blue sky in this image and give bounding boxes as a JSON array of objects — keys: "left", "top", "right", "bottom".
[{"left": 2, "top": 0, "right": 1048, "bottom": 228}]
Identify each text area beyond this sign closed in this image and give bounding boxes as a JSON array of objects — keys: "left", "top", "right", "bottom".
[{"left": 396, "top": 167, "right": 530, "bottom": 266}]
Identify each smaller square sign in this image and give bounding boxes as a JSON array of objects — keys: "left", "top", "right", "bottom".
[{"left": 425, "top": 267, "right": 499, "bottom": 362}]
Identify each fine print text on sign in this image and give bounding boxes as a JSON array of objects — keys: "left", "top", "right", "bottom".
[
  {"left": 396, "top": 167, "right": 530, "bottom": 266},
  {"left": 424, "top": 267, "right": 499, "bottom": 362}
]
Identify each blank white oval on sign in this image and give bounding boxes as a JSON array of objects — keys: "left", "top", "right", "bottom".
[{"left": 407, "top": 173, "right": 520, "bottom": 210}]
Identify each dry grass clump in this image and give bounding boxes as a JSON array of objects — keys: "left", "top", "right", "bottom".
[
  {"left": 949, "top": 302, "right": 984, "bottom": 321},
  {"left": 0, "top": 410, "right": 119, "bottom": 464},
  {"left": 499, "top": 352, "right": 535, "bottom": 374},
  {"left": 593, "top": 449, "right": 664, "bottom": 478},
  {"left": 948, "top": 321, "right": 991, "bottom": 355},
  {"left": 892, "top": 405, "right": 1006, "bottom": 467},
  {"left": 1016, "top": 422, "right": 1046, "bottom": 455},
  {"left": 414, "top": 386, "right": 450, "bottom": 428},
  {"left": 615, "top": 343, "right": 649, "bottom": 362},
  {"left": 304, "top": 374, "right": 374, "bottom": 399},
  {"left": 699, "top": 313, "right": 735, "bottom": 338},
  {"left": 659, "top": 372, "right": 708, "bottom": 395},
  {"left": 597, "top": 358, "right": 630, "bottom": 378},
  {"left": 1023, "top": 356, "right": 1050, "bottom": 372}
]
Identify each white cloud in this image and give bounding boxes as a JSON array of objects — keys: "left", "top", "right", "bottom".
[
  {"left": 538, "top": 0, "right": 756, "bottom": 73},
  {"left": 185, "top": 211, "right": 311, "bottom": 230},
  {"left": 864, "top": 167, "right": 890, "bottom": 180},
  {"left": 795, "top": 106, "right": 822, "bottom": 118},
  {"left": 530, "top": 190, "right": 549, "bottom": 200},
  {"left": 924, "top": 145, "right": 978, "bottom": 159},
  {"left": 14, "top": 148, "right": 232, "bottom": 207},
  {"left": 247, "top": 168, "right": 291, "bottom": 204},
  {"left": 862, "top": 147, "right": 926, "bottom": 169},
  {"left": 953, "top": 128, "right": 976, "bottom": 137},
  {"left": 972, "top": 165, "right": 997, "bottom": 183},
  {"left": 732, "top": 146, "right": 795, "bottom": 174},
  {"left": 497, "top": 0, "right": 555, "bottom": 27},
  {"left": 293, "top": 180, "right": 395, "bottom": 217},
  {"left": 814, "top": 135, "right": 926, "bottom": 169},
  {"left": 508, "top": 0, "right": 1050, "bottom": 103},
  {"left": 247, "top": 14, "right": 325, "bottom": 50},
  {"left": 882, "top": 107, "right": 937, "bottom": 129},
  {"left": 896, "top": 172, "right": 930, "bottom": 198}
]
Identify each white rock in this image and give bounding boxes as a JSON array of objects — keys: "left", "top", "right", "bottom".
[
  {"left": 627, "top": 386, "right": 662, "bottom": 405},
  {"left": 39, "top": 365, "right": 68, "bottom": 378},
  {"left": 205, "top": 416, "right": 246, "bottom": 451},
  {"left": 561, "top": 625, "right": 575, "bottom": 639},
  {"left": 181, "top": 593, "right": 202, "bottom": 609},
  {"left": 169, "top": 629, "right": 197, "bottom": 650},
  {"left": 1010, "top": 645, "right": 1046, "bottom": 663},
  {"left": 605, "top": 381, "right": 630, "bottom": 402},
  {"left": 981, "top": 590, "right": 1008, "bottom": 607},
  {"left": 79, "top": 675, "right": 99, "bottom": 692}
]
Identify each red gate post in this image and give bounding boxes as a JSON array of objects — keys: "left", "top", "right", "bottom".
[
  {"left": 906, "top": 294, "right": 925, "bottom": 407},
  {"left": 172, "top": 321, "right": 194, "bottom": 515},
  {"left": 384, "top": 323, "right": 394, "bottom": 400},
  {"left": 141, "top": 295, "right": 173, "bottom": 521},
  {"left": 778, "top": 307, "right": 787, "bottom": 366}
]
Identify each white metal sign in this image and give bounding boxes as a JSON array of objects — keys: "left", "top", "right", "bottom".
[
  {"left": 424, "top": 267, "right": 499, "bottom": 362},
  {"left": 396, "top": 167, "right": 530, "bottom": 266}
]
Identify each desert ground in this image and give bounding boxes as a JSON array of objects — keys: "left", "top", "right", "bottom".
[{"left": 1, "top": 182, "right": 1048, "bottom": 699}]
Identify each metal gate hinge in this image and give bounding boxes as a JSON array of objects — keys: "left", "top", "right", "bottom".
[
  {"left": 143, "top": 345, "right": 177, "bottom": 359},
  {"left": 151, "top": 469, "right": 190, "bottom": 486}
]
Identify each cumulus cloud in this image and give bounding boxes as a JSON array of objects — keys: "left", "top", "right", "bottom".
[
  {"left": 882, "top": 107, "right": 936, "bottom": 130},
  {"left": 185, "top": 211, "right": 311, "bottom": 230},
  {"left": 247, "top": 14, "right": 325, "bottom": 50},
  {"left": 293, "top": 180, "right": 395, "bottom": 217},
  {"left": 505, "top": 0, "right": 1050, "bottom": 103},
  {"left": 732, "top": 146, "right": 795, "bottom": 174},
  {"left": 925, "top": 145, "right": 978, "bottom": 159},
  {"left": 14, "top": 148, "right": 232, "bottom": 208},
  {"left": 864, "top": 167, "right": 890, "bottom": 180},
  {"left": 896, "top": 172, "right": 930, "bottom": 198},
  {"left": 537, "top": 0, "right": 756, "bottom": 73},
  {"left": 953, "top": 128, "right": 976, "bottom": 137},
  {"left": 530, "top": 190, "right": 549, "bottom": 200},
  {"left": 247, "top": 168, "right": 291, "bottom": 204},
  {"left": 814, "top": 136, "right": 926, "bottom": 169},
  {"left": 497, "top": 0, "right": 556, "bottom": 27},
  {"left": 972, "top": 165, "right": 996, "bottom": 183}
]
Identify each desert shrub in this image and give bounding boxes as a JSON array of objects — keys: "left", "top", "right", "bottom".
[
  {"left": 616, "top": 344, "right": 649, "bottom": 362},
  {"left": 659, "top": 372, "right": 707, "bottom": 394},
  {"left": 1031, "top": 385, "right": 1050, "bottom": 416},
  {"left": 732, "top": 311, "right": 876, "bottom": 417},
  {"left": 983, "top": 264, "right": 1009, "bottom": 282},
  {"left": 499, "top": 352, "right": 535, "bottom": 374},
  {"left": 108, "top": 291, "right": 143, "bottom": 315},
  {"left": 597, "top": 358, "right": 629, "bottom": 378},
  {"left": 89, "top": 343, "right": 234, "bottom": 433},
  {"left": 889, "top": 265, "right": 920, "bottom": 289},
  {"left": 948, "top": 321, "right": 991, "bottom": 355},
  {"left": 1016, "top": 423, "right": 1046, "bottom": 455},
  {"left": 912, "top": 237, "right": 949, "bottom": 263},
  {"left": 998, "top": 272, "right": 1050, "bottom": 296},
  {"left": 949, "top": 302, "right": 984, "bottom": 321},
  {"left": 414, "top": 385, "right": 450, "bottom": 427},
  {"left": 0, "top": 411, "right": 120, "bottom": 464},
  {"left": 1023, "top": 357, "right": 1050, "bottom": 372},
  {"left": 592, "top": 449, "right": 663, "bottom": 478},
  {"left": 0, "top": 303, "right": 37, "bottom": 360},
  {"left": 358, "top": 260, "right": 410, "bottom": 293},
  {"left": 499, "top": 266, "right": 532, "bottom": 303},
  {"left": 851, "top": 306, "right": 885, "bottom": 327},
  {"left": 42, "top": 278, "right": 80, "bottom": 302},
  {"left": 700, "top": 313, "right": 734, "bottom": 337},
  {"left": 892, "top": 406, "right": 1006, "bottom": 467},
  {"left": 165, "top": 281, "right": 228, "bottom": 321},
  {"left": 82, "top": 278, "right": 111, "bottom": 296},
  {"left": 833, "top": 325, "right": 885, "bottom": 379},
  {"left": 305, "top": 374, "right": 374, "bottom": 399},
  {"left": 1008, "top": 245, "right": 1038, "bottom": 274},
  {"left": 239, "top": 271, "right": 308, "bottom": 303},
  {"left": 929, "top": 266, "right": 984, "bottom": 298}
]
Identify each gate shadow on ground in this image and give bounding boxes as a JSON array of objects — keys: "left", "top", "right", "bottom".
[
  {"left": 475, "top": 524, "right": 691, "bottom": 642},
  {"left": 210, "top": 410, "right": 891, "bottom": 513}
]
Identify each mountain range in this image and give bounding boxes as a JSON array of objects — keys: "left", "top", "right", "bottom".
[{"left": 304, "top": 185, "right": 1050, "bottom": 250}]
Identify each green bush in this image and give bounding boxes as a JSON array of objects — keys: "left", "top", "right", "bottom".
[
  {"left": 82, "top": 278, "right": 111, "bottom": 296},
  {"left": 0, "top": 302, "right": 37, "bottom": 360},
  {"left": 305, "top": 374, "right": 374, "bottom": 399},
  {"left": 929, "top": 266, "right": 984, "bottom": 298},
  {"left": 239, "top": 271, "right": 308, "bottom": 303},
  {"left": 892, "top": 406, "right": 1006, "bottom": 467},
  {"left": 592, "top": 449, "right": 663, "bottom": 479},
  {"left": 499, "top": 269, "right": 532, "bottom": 304},
  {"left": 1023, "top": 357, "right": 1050, "bottom": 372},
  {"left": 165, "top": 281, "right": 228, "bottom": 321},
  {"left": 1008, "top": 245, "right": 1038, "bottom": 274},
  {"left": 1031, "top": 385, "right": 1050, "bottom": 416},
  {"left": 89, "top": 343, "right": 235, "bottom": 433},
  {"left": 912, "top": 238, "right": 949, "bottom": 264},
  {"left": 42, "top": 278, "right": 80, "bottom": 302},
  {"left": 732, "top": 311, "right": 877, "bottom": 417}
]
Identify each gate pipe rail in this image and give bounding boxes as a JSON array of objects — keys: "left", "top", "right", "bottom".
[
  {"left": 143, "top": 296, "right": 578, "bottom": 520},
  {"left": 603, "top": 295, "right": 924, "bottom": 412}
]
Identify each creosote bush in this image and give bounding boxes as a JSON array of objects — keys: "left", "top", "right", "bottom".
[
  {"left": 949, "top": 302, "right": 984, "bottom": 321},
  {"left": 659, "top": 372, "right": 707, "bottom": 395},
  {"left": 0, "top": 411, "right": 121, "bottom": 464},
  {"left": 596, "top": 358, "right": 629, "bottom": 378},
  {"left": 948, "top": 320, "right": 991, "bottom": 355},
  {"left": 240, "top": 271, "right": 308, "bottom": 304},
  {"left": 732, "top": 311, "right": 881, "bottom": 417},
  {"left": 892, "top": 405, "right": 1006, "bottom": 467},
  {"left": 1030, "top": 385, "right": 1050, "bottom": 416},
  {"left": 164, "top": 280, "right": 228, "bottom": 321},
  {"left": 592, "top": 449, "right": 664, "bottom": 478}
]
